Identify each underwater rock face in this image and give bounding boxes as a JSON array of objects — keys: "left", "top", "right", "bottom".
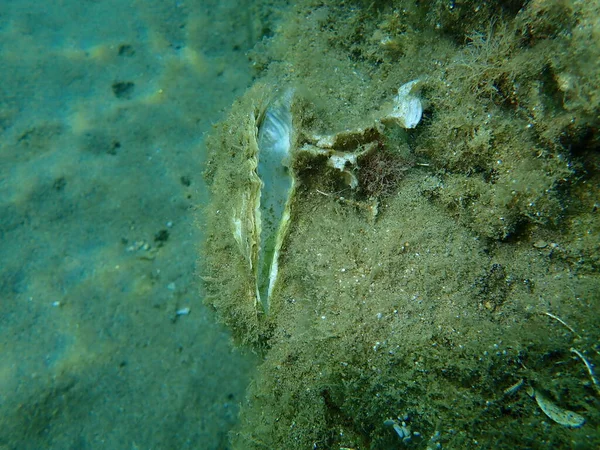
[{"left": 203, "top": 1, "right": 600, "bottom": 447}]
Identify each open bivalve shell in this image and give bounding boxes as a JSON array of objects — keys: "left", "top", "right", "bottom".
[
  {"left": 209, "top": 80, "right": 424, "bottom": 340},
  {"left": 231, "top": 89, "right": 296, "bottom": 314}
]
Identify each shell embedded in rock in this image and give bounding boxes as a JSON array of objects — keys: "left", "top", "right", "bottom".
[
  {"left": 229, "top": 88, "right": 296, "bottom": 314},
  {"left": 228, "top": 82, "right": 424, "bottom": 316},
  {"left": 255, "top": 90, "right": 295, "bottom": 312}
]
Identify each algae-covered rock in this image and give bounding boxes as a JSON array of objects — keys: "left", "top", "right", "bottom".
[{"left": 201, "top": 1, "right": 600, "bottom": 448}]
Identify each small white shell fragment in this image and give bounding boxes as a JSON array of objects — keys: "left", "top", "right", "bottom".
[
  {"left": 327, "top": 153, "right": 359, "bottom": 189},
  {"left": 176, "top": 307, "right": 191, "bottom": 316},
  {"left": 328, "top": 153, "right": 357, "bottom": 171},
  {"left": 315, "top": 134, "right": 336, "bottom": 148},
  {"left": 386, "top": 79, "right": 423, "bottom": 129},
  {"left": 527, "top": 387, "right": 585, "bottom": 428}
]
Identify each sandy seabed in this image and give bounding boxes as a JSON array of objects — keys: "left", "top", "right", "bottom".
[{"left": 0, "top": 1, "right": 259, "bottom": 448}]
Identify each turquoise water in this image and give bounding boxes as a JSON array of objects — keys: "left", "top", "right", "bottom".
[{"left": 0, "top": 1, "right": 259, "bottom": 448}]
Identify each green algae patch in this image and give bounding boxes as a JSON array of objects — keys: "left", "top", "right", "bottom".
[{"left": 201, "top": 1, "right": 600, "bottom": 448}]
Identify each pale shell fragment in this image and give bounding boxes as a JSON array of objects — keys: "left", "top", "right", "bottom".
[
  {"left": 176, "top": 307, "right": 191, "bottom": 316},
  {"left": 527, "top": 387, "right": 586, "bottom": 428},
  {"left": 384, "top": 79, "right": 423, "bottom": 129},
  {"left": 328, "top": 153, "right": 357, "bottom": 171},
  {"left": 327, "top": 153, "right": 359, "bottom": 188}
]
